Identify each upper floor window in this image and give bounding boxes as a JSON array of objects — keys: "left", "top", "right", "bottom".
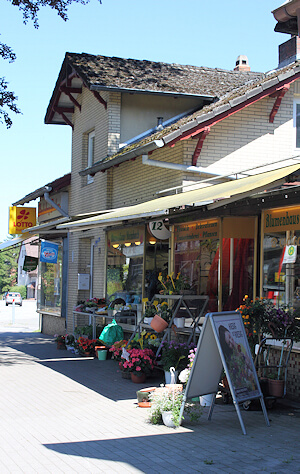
[
  {"left": 294, "top": 99, "right": 300, "bottom": 148},
  {"left": 87, "top": 131, "right": 95, "bottom": 184}
]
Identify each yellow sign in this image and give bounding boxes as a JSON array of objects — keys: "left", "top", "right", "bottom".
[
  {"left": 9, "top": 206, "right": 36, "bottom": 234},
  {"left": 175, "top": 219, "right": 219, "bottom": 242},
  {"left": 263, "top": 206, "right": 300, "bottom": 232}
]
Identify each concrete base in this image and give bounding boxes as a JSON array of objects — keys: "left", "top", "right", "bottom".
[{"left": 41, "top": 313, "right": 66, "bottom": 336}]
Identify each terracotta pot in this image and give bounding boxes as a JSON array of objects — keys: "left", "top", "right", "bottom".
[
  {"left": 150, "top": 314, "right": 168, "bottom": 332},
  {"left": 131, "top": 372, "right": 146, "bottom": 383},
  {"left": 268, "top": 379, "right": 284, "bottom": 398}
]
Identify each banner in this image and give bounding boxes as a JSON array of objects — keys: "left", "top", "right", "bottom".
[
  {"left": 40, "top": 241, "right": 59, "bottom": 264},
  {"left": 23, "top": 256, "right": 38, "bottom": 272}
]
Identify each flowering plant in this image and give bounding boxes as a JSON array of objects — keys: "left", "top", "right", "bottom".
[
  {"left": 158, "top": 271, "right": 191, "bottom": 295},
  {"left": 119, "top": 347, "right": 156, "bottom": 376},
  {"left": 149, "top": 387, "right": 183, "bottom": 426},
  {"left": 77, "top": 337, "right": 98, "bottom": 355},
  {"left": 160, "top": 340, "right": 196, "bottom": 372},
  {"left": 179, "top": 347, "right": 197, "bottom": 384},
  {"left": 156, "top": 302, "right": 173, "bottom": 322},
  {"left": 54, "top": 334, "right": 65, "bottom": 343},
  {"left": 109, "top": 340, "right": 128, "bottom": 361},
  {"left": 143, "top": 302, "right": 157, "bottom": 319}
]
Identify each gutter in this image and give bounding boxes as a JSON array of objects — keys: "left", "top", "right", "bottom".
[{"left": 79, "top": 139, "right": 165, "bottom": 177}]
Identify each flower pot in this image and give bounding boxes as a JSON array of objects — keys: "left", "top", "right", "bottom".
[
  {"left": 174, "top": 317, "right": 185, "bottom": 328},
  {"left": 150, "top": 314, "right": 168, "bottom": 332},
  {"left": 268, "top": 379, "right": 284, "bottom": 398},
  {"left": 97, "top": 349, "right": 107, "bottom": 360},
  {"left": 57, "top": 342, "right": 66, "bottom": 350},
  {"left": 164, "top": 370, "right": 178, "bottom": 384},
  {"left": 162, "top": 411, "right": 180, "bottom": 428},
  {"left": 200, "top": 394, "right": 214, "bottom": 406},
  {"left": 144, "top": 317, "right": 153, "bottom": 325},
  {"left": 121, "top": 370, "right": 131, "bottom": 379},
  {"left": 136, "top": 387, "right": 156, "bottom": 407},
  {"left": 131, "top": 372, "right": 146, "bottom": 384}
]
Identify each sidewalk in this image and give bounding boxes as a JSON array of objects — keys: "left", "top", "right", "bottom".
[{"left": 0, "top": 331, "right": 299, "bottom": 473}]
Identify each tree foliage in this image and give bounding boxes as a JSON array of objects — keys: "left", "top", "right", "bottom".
[
  {"left": 1, "top": 0, "right": 101, "bottom": 128},
  {"left": 0, "top": 247, "right": 18, "bottom": 294}
]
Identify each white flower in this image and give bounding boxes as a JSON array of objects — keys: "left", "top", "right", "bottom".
[{"left": 179, "top": 368, "right": 190, "bottom": 383}]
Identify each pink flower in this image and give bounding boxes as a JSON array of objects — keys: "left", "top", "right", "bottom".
[{"left": 136, "top": 366, "right": 141, "bottom": 371}]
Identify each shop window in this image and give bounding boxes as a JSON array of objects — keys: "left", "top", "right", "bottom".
[
  {"left": 106, "top": 227, "right": 144, "bottom": 305},
  {"left": 144, "top": 232, "right": 169, "bottom": 301},
  {"left": 174, "top": 220, "right": 219, "bottom": 312},
  {"left": 263, "top": 231, "right": 300, "bottom": 308},
  {"left": 37, "top": 241, "right": 62, "bottom": 316}
]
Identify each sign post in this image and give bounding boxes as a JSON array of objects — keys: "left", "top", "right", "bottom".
[
  {"left": 12, "top": 299, "right": 15, "bottom": 325},
  {"left": 180, "top": 311, "right": 270, "bottom": 435}
]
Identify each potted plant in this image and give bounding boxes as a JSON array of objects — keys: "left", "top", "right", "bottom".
[
  {"left": 77, "top": 337, "right": 98, "bottom": 357},
  {"left": 54, "top": 334, "right": 66, "bottom": 350},
  {"left": 267, "top": 371, "right": 285, "bottom": 398},
  {"left": 150, "top": 302, "right": 172, "bottom": 332},
  {"left": 161, "top": 341, "right": 196, "bottom": 384},
  {"left": 119, "top": 347, "right": 157, "bottom": 383},
  {"left": 143, "top": 302, "right": 157, "bottom": 325},
  {"left": 149, "top": 386, "right": 183, "bottom": 427}
]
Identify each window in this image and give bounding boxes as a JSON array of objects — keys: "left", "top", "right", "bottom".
[
  {"left": 87, "top": 131, "right": 95, "bottom": 184},
  {"left": 294, "top": 99, "right": 300, "bottom": 148}
]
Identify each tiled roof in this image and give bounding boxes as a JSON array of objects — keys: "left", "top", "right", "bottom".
[
  {"left": 80, "top": 60, "right": 300, "bottom": 177},
  {"left": 66, "top": 52, "right": 264, "bottom": 98}
]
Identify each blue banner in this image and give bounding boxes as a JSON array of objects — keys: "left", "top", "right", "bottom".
[{"left": 40, "top": 241, "right": 59, "bottom": 264}]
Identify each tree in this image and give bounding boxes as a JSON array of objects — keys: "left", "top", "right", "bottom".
[
  {"left": 0, "top": 246, "right": 18, "bottom": 294},
  {"left": 1, "top": 0, "right": 101, "bottom": 128}
]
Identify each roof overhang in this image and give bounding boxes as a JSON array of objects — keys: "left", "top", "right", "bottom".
[
  {"left": 273, "top": 0, "right": 300, "bottom": 35},
  {"left": 59, "top": 163, "right": 300, "bottom": 232}
]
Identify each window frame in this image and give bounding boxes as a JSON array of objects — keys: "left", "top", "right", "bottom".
[
  {"left": 87, "top": 130, "right": 95, "bottom": 184},
  {"left": 293, "top": 98, "right": 300, "bottom": 149}
]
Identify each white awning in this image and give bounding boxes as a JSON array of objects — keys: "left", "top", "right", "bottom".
[{"left": 57, "top": 163, "right": 300, "bottom": 231}]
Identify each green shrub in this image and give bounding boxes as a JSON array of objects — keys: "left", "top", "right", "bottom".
[{"left": 10, "top": 285, "right": 27, "bottom": 299}]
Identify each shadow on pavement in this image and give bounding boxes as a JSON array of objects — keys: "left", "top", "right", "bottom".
[{"left": 0, "top": 332, "right": 165, "bottom": 402}]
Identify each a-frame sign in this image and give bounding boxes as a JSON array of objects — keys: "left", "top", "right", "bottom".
[{"left": 180, "top": 311, "right": 270, "bottom": 435}]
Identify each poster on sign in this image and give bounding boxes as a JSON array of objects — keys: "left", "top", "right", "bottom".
[
  {"left": 40, "top": 241, "right": 58, "bottom": 264},
  {"left": 180, "top": 312, "right": 269, "bottom": 435}
]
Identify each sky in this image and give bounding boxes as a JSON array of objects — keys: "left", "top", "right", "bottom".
[{"left": 0, "top": 0, "right": 285, "bottom": 242}]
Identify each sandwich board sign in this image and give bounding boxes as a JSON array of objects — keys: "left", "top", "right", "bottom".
[{"left": 180, "top": 311, "right": 270, "bottom": 435}]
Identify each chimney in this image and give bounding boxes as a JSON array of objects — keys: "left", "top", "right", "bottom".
[
  {"left": 234, "top": 55, "right": 250, "bottom": 72},
  {"left": 278, "top": 36, "right": 300, "bottom": 68}
]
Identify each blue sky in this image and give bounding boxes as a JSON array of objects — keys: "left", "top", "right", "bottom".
[{"left": 0, "top": 0, "right": 283, "bottom": 242}]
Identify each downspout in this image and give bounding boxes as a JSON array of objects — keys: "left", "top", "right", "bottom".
[
  {"left": 142, "top": 155, "right": 227, "bottom": 178},
  {"left": 44, "top": 191, "right": 69, "bottom": 218}
]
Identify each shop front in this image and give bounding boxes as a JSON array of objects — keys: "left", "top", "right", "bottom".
[
  {"left": 261, "top": 205, "right": 300, "bottom": 308},
  {"left": 174, "top": 216, "right": 257, "bottom": 312}
]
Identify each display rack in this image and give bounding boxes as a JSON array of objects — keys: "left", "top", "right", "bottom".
[{"left": 127, "top": 294, "right": 209, "bottom": 357}]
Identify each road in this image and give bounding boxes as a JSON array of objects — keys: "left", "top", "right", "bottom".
[{"left": 0, "top": 299, "right": 40, "bottom": 332}]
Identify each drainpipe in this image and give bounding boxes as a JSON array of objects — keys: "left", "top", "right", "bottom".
[
  {"left": 44, "top": 190, "right": 69, "bottom": 218},
  {"left": 142, "top": 155, "right": 225, "bottom": 178}
]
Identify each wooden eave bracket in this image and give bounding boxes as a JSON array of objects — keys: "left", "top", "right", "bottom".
[
  {"left": 269, "top": 84, "right": 290, "bottom": 123},
  {"left": 60, "top": 86, "right": 82, "bottom": 111},
  {"left": 53, "top": 106, "right": 74, "bottom": 129},
  {"left": 93, "top": 91, "right": 107, "bottom": 110},
  {"left": 192, "top": 127, "right": 210, "bottom": 166}
]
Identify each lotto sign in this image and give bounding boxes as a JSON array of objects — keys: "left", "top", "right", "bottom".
[
  {"left": 9, "top": 206, "right": 36, "bottom": 234},
  {"left": 40, "top": 241, "right": 58, "bottom": 264}
]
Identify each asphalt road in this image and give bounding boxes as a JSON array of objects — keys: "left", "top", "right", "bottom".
[{"left": 0, "top": 299, "right": 40, "bottom": 332}]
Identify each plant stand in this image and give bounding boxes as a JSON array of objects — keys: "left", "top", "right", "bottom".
[{"left": 126, "top": 294, "right": 209, "bottom": 357}]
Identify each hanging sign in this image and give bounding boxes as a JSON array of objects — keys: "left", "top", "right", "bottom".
[
  {"left": 9, "top": 206, "right": 36, "bottom": 235},
  {"left": 148, "top": 220, "right": 171, "bottom": 240},
  {"left": 23, "top": 256, "right": 38, "bottom": 272},
  {"left": 181, "top": 312, "right": 269, "bottom": 435},
  {"left": 40, "top": 241, "right": 58, "bottom": 264},
  {"left": 282, "top": 245, "right": 297, "bottom": 264}
]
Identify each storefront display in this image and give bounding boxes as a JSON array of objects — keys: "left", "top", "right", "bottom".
[
  {"left": 37, "top": 239, "right": 63, "bottom": 315},
  {"left": 262, "top": 206, "right": 300, "bottom": 307}
]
